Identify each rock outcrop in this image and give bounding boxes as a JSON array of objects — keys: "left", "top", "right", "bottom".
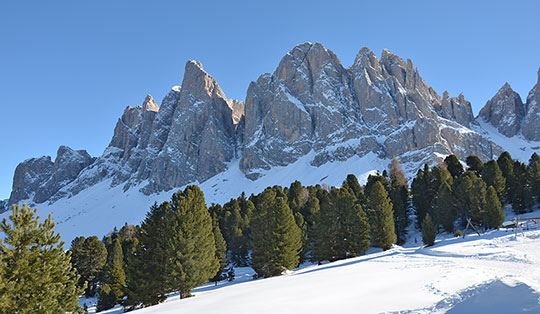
[
  {"left": 8, "top": 146, "right": 94, "bottom": 205},
  {"left": 7, "top": 43, "right": 540, "bottom": 207},
  {"left": 478, "top": 83, "right": 525, "bottom": 137},
  {"left": 522, "top": 69, "right": 540, "bottom": 141}
]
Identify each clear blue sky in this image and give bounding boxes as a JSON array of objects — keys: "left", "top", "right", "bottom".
[{"left": 1, "top": 1, "right": 539, "bottom": 200}]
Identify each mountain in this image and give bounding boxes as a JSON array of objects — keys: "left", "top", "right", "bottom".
[{"left": 2, "top": 42, "right": 540, "bottom": 238}]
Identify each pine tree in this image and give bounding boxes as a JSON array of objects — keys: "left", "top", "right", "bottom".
[
  {"left": 466, "top": 155, "right": 484, "bottom": 176},
  {"left": 411, "top": 164, "right": 434, "bottom": 228},
  {"left": 482, "top": 160, "right": 506, "bottom": 202},
  {"left": 498, "top": 151, "right": 515, "bottom": 202},
  {"left": 343, "top": 174, "right": 364, "bottom": 201},
  {"left": 96, "top": 284, "right": 116, "bottom": 312},
  {"left": 70, "top": 235, "right": 107, "bottom": 297},
  {"left": 529, "top": 157, "right": 540, "bottom": 204},
  {"left": 210, "top": 213, "right": 228, "bottom": 285},
  {"left": 312, "top": 188, "right": 370, "bottom": 263},
  {"left": 454, "top": 171, "right": 487, "bottom": 227},
  {"left": 511, "top": 161, "right": 533, "bottom": 213},
  {"left": 444, "top": 154, "right": 464, "bottom": 178},
  {"left": 388, "top": 157, "right": 409, "bottom": 244},
  {"left": 0, "top": 204, "right": 83, "bottom": 313},
  {"left": 168, "top": 186, "right": 218, "bottom": 298},
  {"left": 366, "top": 181, "right": 396, "bottom": 250},
  {"left": 250, "top": 188, "right": 301, "bottom": 278},
  {"left": 485, "top": 186, "right": 504, "bottom": 229},
  {"left": 433, "top": 182, "right": 455, "bottom": 233},
  {"left": 421, "top": 214, "right": 436, "bottom": 247},
  {"left": 124, "top": 202, "right": 171, "bottom": 308},
  {"left": 105, "top": 237, "right": 126, "bottom": 298}
]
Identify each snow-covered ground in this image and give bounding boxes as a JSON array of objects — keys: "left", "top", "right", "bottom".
[{"left": 84, "top": 209, "right": 540, "bottom": 314}]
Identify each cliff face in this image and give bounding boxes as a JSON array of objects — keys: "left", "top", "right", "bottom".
[
  {"left": 8, "top": 146, "right": 94, "bottom": 205},
  {"left": 6, "top": 43, "right": 540, "bottom": 207},
  {"left": 522, "top": 69, "right": 540, "bottom": 141},
  {"left": 478, "top": 83, "right": 525, "bottom": 137}
]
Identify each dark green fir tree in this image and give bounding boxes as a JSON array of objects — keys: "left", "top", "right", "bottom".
[
  {"left": 421, "top": 213, "right": 436, "bottom": 247},
  {"left": 168, "top": 186, "right": 218, "bottom": 298},
  {"left": 312, "top": 188, "right": 370, "bottom": 263},
  {"left": 485, "top": 186, "right": 505, "bottom": 229},
  {"left": 70, "top": 235, "right": 108, "bottom": 297},
  {"left": 210, "top": 213, "right": 228, "bottom": 285},
  {"left": 250, "top": 188, "right": 302, "bottom": 278},
  {"left": 444, "top": 154, "right": 464, "bottom": 178},
  {"left": 482, "top": 160, "right": 506, "bottom": 202},
  {"left": 366, "top": 181, "right": 396, "bottom": 250}
]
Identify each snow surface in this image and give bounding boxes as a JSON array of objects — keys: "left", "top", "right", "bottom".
[
  {"left": 0, "top": 152, "right": 386, "bottom": 243},
  {"left": 84, "top": 209, "right": 540, "bottom": 314},
  {"left": 474, "top": 119, "right": 540, "bottom": 161}
]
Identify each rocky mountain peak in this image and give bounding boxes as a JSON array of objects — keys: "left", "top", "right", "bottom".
[
  {"left": 142, "top": 94, "right": 159, "bottom": 112},
  {"left": 438, "top": 91, "right": 474, "bottom": 127},
  {"left": 8, "top": 146, "right": 94, "bottom": 205},
  {"left": 479, "top": 82, "right": 525, "bottom": 137},
  {"left": 8, "top": 43, "right": 540, "bottom": 210},
  {"left": 182, "top": 60, "right": 227, "bottom": 101}
]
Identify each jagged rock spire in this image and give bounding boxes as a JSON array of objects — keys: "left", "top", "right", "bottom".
[{"left": 478, "top": 82, "right": 524, "bottom": 137}]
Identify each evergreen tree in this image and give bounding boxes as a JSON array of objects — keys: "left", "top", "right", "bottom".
[
  {"left": 454, "top": 171, "right": 487, "bottom": 227},
  {"left": 124, "top": 202, "right": 171, "bottom": 308},
  {"left": 210, "top": 213, "right": 228, "bottom": 285},
  {"left": 482, "top": 160, "right": 506, "bottom": 202},
  {"left": 168, "top": 186, "right": 218, "bottom": 298},
  {"left": 497, "top": 151, "right": 515, "bottom": 202},
  {"left": 70, "top": 235, "right": 107, "bottom": 297},
  {"left": 529, "top": 156, "right": 540, "bottom": 204},
  {"left": 444, "top": 154, "right": 464, "bottom": 178},
  {"left": 511, "top": 161, "right": 533, "bottom": 213},
  {"left": 250, "top": 189, "right": 301, "bottom": 278},
  {"left": 218, "top": 197, "right": 252, "bottom": 267},
  {"left": 96, "top": 284, "right": 116, "bottom": 312},
  {"left": 433, "top": 182, "right": 455, "bottom": 233},
  {"left": 411, "top": 164, "right": 434, "bottom": 228},
  {"left": 312, "top": 188, "right": 370, "bottom": 263},
  {"left": 485, "top": 186, "right": 505, "bottom": 229},
  {"left": 364, "top": 173, "right": 389, "bottom": 199},
  {"left": 421, "top": 214, "right": 436, "bottom": 247},
  {"left": 366, "top": 181, "right": 396, "bottom": 250},
  {"left": 0, "top": 204, "right": 83, "bottom": 313},
  {"left": 343, "top": 174, "right": 364, "bottom": 201},
  {"left": 103, "top": 237, "right": 126, "bottom": 299},
  {"left": 466, "top": 155, "right": 484, "bottom": 176},
  {"left": 388, "top": 157, "right": 409, "bottom": 244}
]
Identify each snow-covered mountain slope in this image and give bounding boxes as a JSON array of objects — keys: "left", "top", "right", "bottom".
[
  {"left": 2, "top": 42, "right": 540, "bottom": 243},
  {"left": 1, "top": 152, "right": 385, "bottom": 242},
  {"left": 89, "top": 211, "right": 540, "bottom": 314}
]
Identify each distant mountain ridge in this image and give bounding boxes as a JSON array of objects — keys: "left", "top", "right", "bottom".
[{"left": 3, "top": 42, "right": 540, "bottom": 212}]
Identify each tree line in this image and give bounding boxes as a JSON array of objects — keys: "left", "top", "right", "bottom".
[{"left": 1, "top": 151, "right": 538, "bottom": 313}]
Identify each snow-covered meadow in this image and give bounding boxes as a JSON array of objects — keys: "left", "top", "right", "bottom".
[{"left": 86, "top": 209, "right": 540, "bottom": 314}]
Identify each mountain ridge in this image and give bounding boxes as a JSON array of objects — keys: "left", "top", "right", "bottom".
[{"left": 3, "top": 42, "right": 540, "bottom": 213}]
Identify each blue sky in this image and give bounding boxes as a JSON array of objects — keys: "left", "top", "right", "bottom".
[{"left": 1, "top": 1, "right": 539, "bottom": 200}]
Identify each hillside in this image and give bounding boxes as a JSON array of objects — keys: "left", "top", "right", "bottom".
[{"left": 87, "top": 209, "right": 540, "bottom": 314}]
